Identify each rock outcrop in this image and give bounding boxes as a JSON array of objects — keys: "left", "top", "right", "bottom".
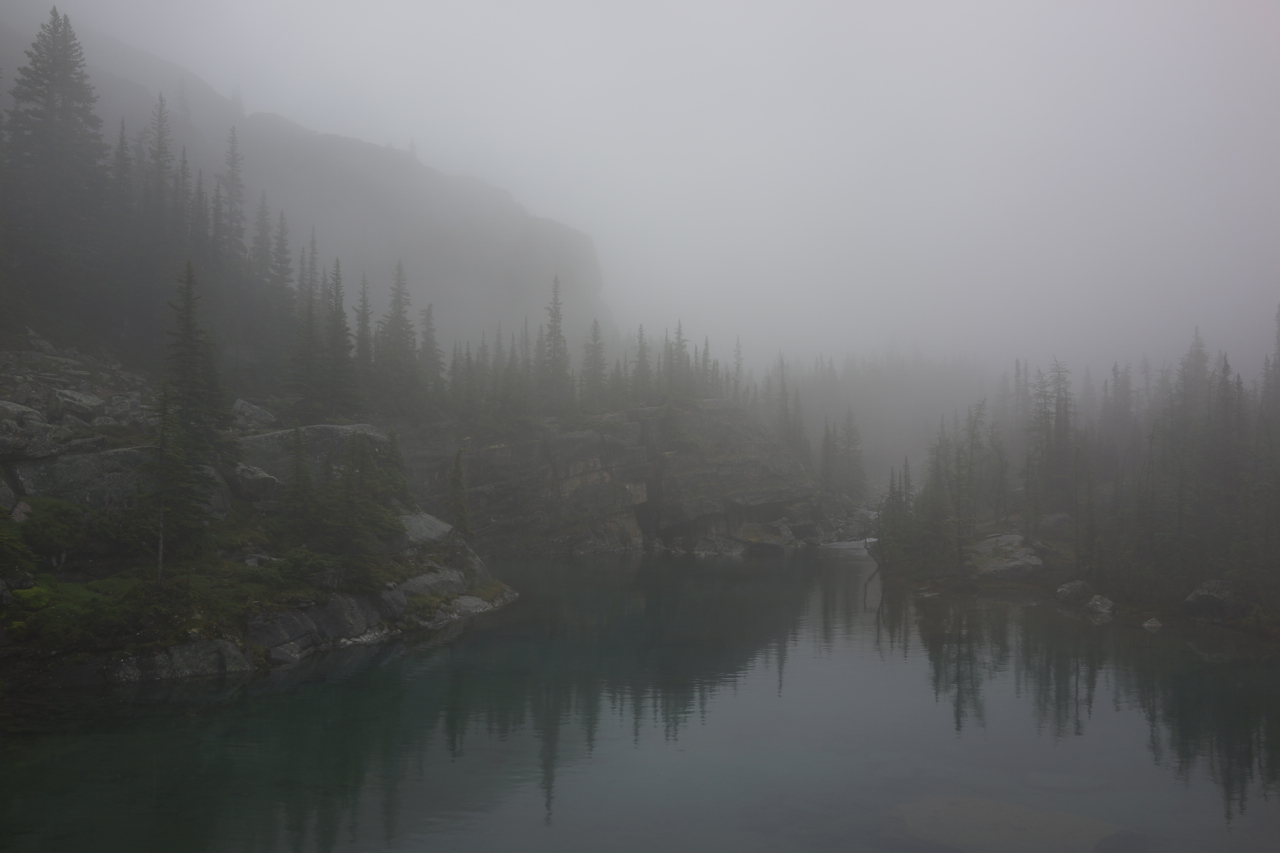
[
  {"left": 397, "top": 400, "right": 854, "bottom": 557},
  {"left": 966, "top": 533, "right": 1045, "bottom": 577},
  {"left": 1055, "top": 579, "right": 1093, "bottom": 604},
  {"left": 1183, "top": 580, "right": 1246, "bottom": 622}
]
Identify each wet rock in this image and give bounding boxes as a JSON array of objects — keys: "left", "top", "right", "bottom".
[
  {"left": 233, "top": 398, "right": 277, "bottom": 430},
  {"left": 105, "top": 639, "right": 254, "bottom": 684},
  {"left": 247, "top": 559, "right": 510, "bottom": 667},
  {"left": 885, "top": 796, "right": 1141, "bottom": 853},
  {"left": 0, "top": 480, "right": 15, "bottom": 511},
  {"left": 1083, "top": 595, "right": 1115, "bottom": 622},
  {"left": 1183, "top": 580, "right": 1246, "bottom": 622},
  {"left": 692, "top": 536, "right": 747, "bottom": 558},
  {"left": 1056, "top": 579, "right": 1093, "bottom": 604}
]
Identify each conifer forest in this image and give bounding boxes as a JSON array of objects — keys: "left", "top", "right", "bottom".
[{"left": 4, "top": 5, "right": 1280, "bottom": 852}]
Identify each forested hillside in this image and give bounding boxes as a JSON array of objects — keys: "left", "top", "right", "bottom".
[{"left": 0, "top": 13, "right": 611, "bottom": 365}]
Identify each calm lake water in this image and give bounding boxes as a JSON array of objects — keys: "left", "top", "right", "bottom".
[{"left": 2, "top": 552, "right": 1278, "bottom": 852}]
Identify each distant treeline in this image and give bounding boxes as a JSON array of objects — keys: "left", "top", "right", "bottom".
[{"left": 865, "top": 321, "right": 1280, "bottom": 624}]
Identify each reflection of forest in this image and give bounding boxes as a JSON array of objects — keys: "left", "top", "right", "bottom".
[
  {"left": 0, "top": 556, "right": 825, "bottom": 853},
  {"left": 877, "top": 586, "right": 1280, "bottom": 817},
  {"left": 5, "top": 559, "right": 1277, "bottom": 851}
]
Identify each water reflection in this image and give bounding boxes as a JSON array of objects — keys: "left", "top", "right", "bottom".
[
  {"left": 0, "top": 555, "right": 1277, "bottom": 851},
  {"left": 878, "top": 585, "right": 1280, "bottom": 818}
]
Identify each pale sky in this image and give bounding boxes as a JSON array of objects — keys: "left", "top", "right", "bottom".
[{"left": 6, "top": 0, "right": 1280, "bottom": 374}]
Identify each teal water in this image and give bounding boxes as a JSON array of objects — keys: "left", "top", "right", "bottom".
[{"left": 1, "top": 553, "right": 1278, "bottom": 852}]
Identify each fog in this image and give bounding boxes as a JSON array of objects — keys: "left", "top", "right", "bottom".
[{"left": 5, "top": 0, "right": 1279, "bottom": 376}]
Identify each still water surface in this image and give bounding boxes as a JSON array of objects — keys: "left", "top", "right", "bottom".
[{"left": 2, "top": 553, "right": 1279, "bottom": 851}]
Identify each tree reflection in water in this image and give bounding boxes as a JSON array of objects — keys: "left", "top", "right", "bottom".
[
  {"left": 875, "top": 582, "right": 1280, "bottom": 818},
  {"left": 1, "top": 555, "right": 1277, "bottom": 851}
]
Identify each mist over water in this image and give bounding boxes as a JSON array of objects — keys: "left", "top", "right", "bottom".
[{"left": 4, "top": 0, "right": 1276, "bottom": 376}]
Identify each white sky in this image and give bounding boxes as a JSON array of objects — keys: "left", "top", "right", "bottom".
[{"left": 6, "top": 0, "right": 1280, "bottom": 374}]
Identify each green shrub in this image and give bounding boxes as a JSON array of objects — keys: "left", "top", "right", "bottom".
[{"left": 12, "top": 586, "right": 49, "bottom": 610}]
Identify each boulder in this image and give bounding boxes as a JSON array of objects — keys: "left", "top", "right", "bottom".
[
  {"left": 1083, "top": 595, "right": 1115, "bottom": 616},
  {"left": 15, "top": 447, "right": 154, "bottom": 506},
  {"left": 0, "top": 400, "right": 44, "bottom": 426},
  {"left": 1055, "top": 579, "right": 1093, "bottom": 604},
  {"left": 52, "top": 389, "right": 104, "bottom": 419},
  {"left": 1183, "top": 580, "right": 1246, "bottom": 622},
  {"left": 233, "top": 398, "right": 277, "bottom": 429},
  {"left": 400, "top": 512, "right": 453, "bottom": 545},
  {"left": 0, "top": 480, "right": 15, "bottom": 511},
  {"left": 227, "top": 462, "right": 283, "bottom": 505}
]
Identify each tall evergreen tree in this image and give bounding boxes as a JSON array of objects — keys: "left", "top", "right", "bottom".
[
  {"left": 542, "top": 278, "right": 572, "bottom": 413},
  {"left": 3, "top": 8, "right": 106, "bottom": 237},
  {"left": 319, "top": 259, "right": 359, "bottom": 416},
  {"left": 220, "top": 126, "right": 246, "bottom": 258},
  {"left": 581, "top": 318, "right": 606, "bottom": 411},
  {"left": 377, "top": 261, "right": 419, "bottom": 410},
  {"left": 419, "top": 303, "right": 444, "bottom": 403},
  {"left": 355, "top": 273, "right": 374, "bottom": 387},
  {"left": 166, "top": 261, "right": 234, "bottom": 464},
  {"left": 633, "top": 325, "right": 651, "bottom": 404}
]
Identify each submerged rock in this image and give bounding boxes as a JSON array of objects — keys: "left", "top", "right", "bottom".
[
  {"left": 1143, "top": 618, "right": 1162, "bottom": 633},
  {"left": 885, "top": 796, "right": 1144, "bottom": 853}
]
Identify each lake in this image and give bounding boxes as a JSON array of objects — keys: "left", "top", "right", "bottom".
[{"left": 2, "top": 551, "right": 1278, "bottom": 852}]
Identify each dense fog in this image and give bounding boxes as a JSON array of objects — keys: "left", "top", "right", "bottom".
[{"left": 3, "top": 0, "right": 1278, "bottom": 378}]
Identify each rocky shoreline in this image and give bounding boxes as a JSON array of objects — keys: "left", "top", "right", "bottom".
[{"left": 1, "top": 330, "right": 864, "bottom": 689}]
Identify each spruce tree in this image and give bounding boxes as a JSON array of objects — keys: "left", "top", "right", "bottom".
[
  {"left": 542, "top": 278, "right": 572, "bottom": 413},
  {"left": 633, "top": 325, "right": 651, "bottom": 404},
  {"left": 166, "top": 262, "right": 234, "bottom": 465},
  {"left": 144, "top": 93, "right": 173, "bottom": 223},
  {"left": 4, "top": 8, "right": 106, "bottom": 236},
  {"left": 249, "top": 191, "right": 272, "bottom": 284},
  {"left": 445, "top": 448, "right": 473, "bottom": 538},
  {"left": 220, "top": 127, "right": 246, "bottom": 257},
  {"left": 355, "top": 273, "right": 373, "bottom": 388},
  {"left": 581, "top": 318, "right": 606, "bottom": 411},
  {"left": 419, "top": 303, "right": 444, "bottom": 403},
  {"left": 378, "top": 261, "right": 419, "bottom": 410},
  {"left": 319, "top": 259, "right": 359, "bottom": 416}
]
